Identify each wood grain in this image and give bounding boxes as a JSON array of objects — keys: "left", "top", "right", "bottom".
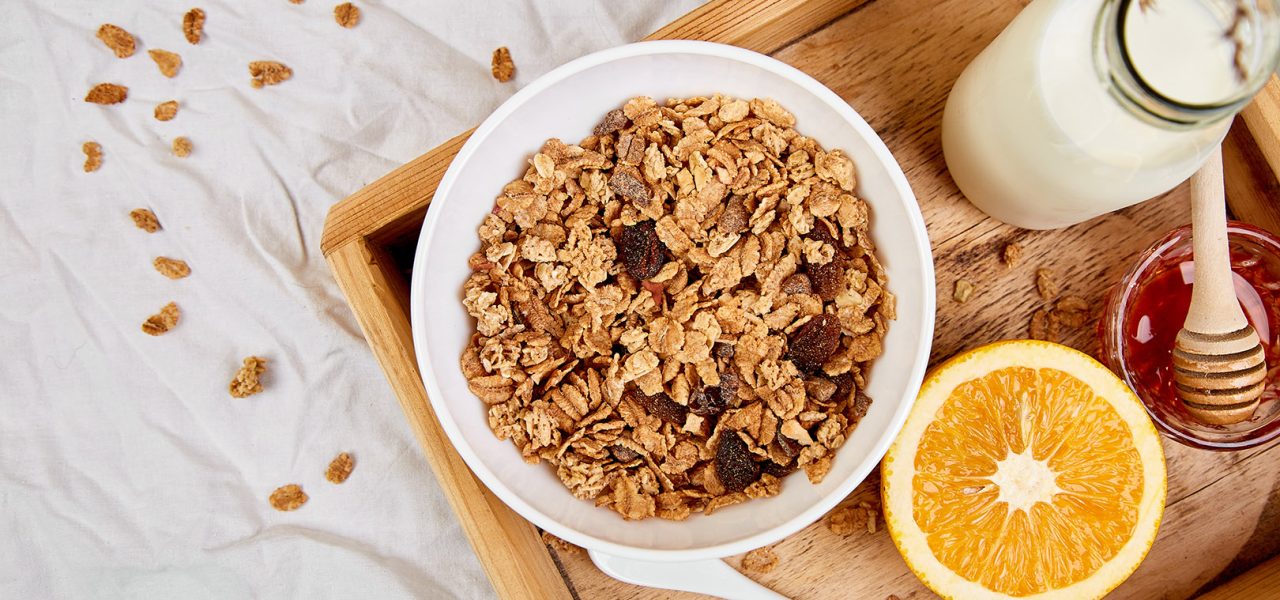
[
  {"left": 1197, "top": 554, "right": 1280, "bottom": 600},
  {"left": 321, "top": 0, "right": 1280, "bottom": 598}
]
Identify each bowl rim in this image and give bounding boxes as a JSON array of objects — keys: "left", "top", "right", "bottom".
[{"left": 409, "top": 39, "right": 936, "bottom": 560}]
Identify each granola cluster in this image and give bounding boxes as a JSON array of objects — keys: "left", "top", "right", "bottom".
[{"left": 460, "top": 95, "right": 894, "bottom": 520}]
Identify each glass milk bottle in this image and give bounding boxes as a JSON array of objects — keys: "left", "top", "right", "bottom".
[{"left": 943, "top": 0, "right": 1280, "bottom": 230}]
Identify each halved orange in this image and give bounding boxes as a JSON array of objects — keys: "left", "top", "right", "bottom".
[{"left": 882, "top": 340, "right": 1166, "bottom": 599}]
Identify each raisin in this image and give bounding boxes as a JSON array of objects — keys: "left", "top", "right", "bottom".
[
  {"left": 714, "top": 342, "right": 736, "bottom": 360},
  {"left": 594, "top": 108, "right": 628, "bottom": 136},
  {"left": 617, "top": 220, "right": 666, "bottom": 280},
  {"left": 609, "top": 445, "right": 641, "bottom": 462},
  {"left": 830, "top": 372, "right": 855, "bottom": 404},
  {"left": 775, "top": 434, "right": 801, "bottom": 459},
  {"left": 609, "top": 167, "right": 651, "bottom": 205},
  {"left": 807, "top": 258, "right": 845, "bottom": 302},
  {"left": 631, "top": 389, "right": 686, "bottom": 425},
  {"left": 781, "top": 273, "right": 812, "bottom": 295},
  {"left": 786, "top": 314, "right": 842, "bottom": 374},
  {"left": 689, "top": 387, "right": 726, "bottom": 417},
  {"left": 761, "top": 460, "right": 796, "bottom": 478},
  {"left": 717, "top": 198, "right": 749, "bottom": 233},
  {"left": 717, "top": 371, "right": 740, "bottom": 407},
  {"left": 715, "top": 431, "right": 760, "bottom": 493}
]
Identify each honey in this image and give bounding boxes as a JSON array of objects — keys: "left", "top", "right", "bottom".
[{"left": 1100, "top": 223, "right": 1280, "bottom": 449}]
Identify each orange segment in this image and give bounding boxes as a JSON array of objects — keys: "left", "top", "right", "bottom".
[{"left": 883, "top": 341, "right": 1166, "bottom": 600}]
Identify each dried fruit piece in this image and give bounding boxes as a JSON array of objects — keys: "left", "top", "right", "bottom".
[
  {"left": 491, "top": 46, "right": 515, "bottom": 82},
  {"left": 334, "top": 2, "right": 360, "bottom": 28},
  {"left": 148, "top": 49, "right": 182, "bottom": 78},
  {"left": 787, "top": 314, "right": 841, "bottom": 373},
  {"left": 609, "top": 167, "right": 651, "bottom": 205},
  {"left": 689, "top": 386, "right": 728, "bottom": 417},
  {"left": 269, "top": 484, "right": 307, "bottom": 511},
  {"left": 741, "top": 547, "right": 779, "bottom": 573},
  {"left": 617, "top": 220, "right": 666, "bottom": 280},
  {"left": 141, "top": 302, "right": 181, "bottom": 336},
  {"left": 715, "top": 431, "right": 761, "bottom": 493},
  {"left": 1002, "top": 241, "right": 1022, "bottom": 267},
  {"left": 632, "top": 389, "right": 687, "bottom": 425},
  {"left": 85, "top": 83, "right": 128, "bottom": 105},
  {"left": 97, "top": 24, "right": 136, "bottom": 58},
  {"left": 325, "top": 452, "right": 355, "bottom": 483},
  {"left": 249, "top": 61, "right": 292, "bottom": 88},
  {"left": 593, "top": 109, "right": 628, "bottom": 137},
  {"left": 153, "top": 257, "right": 191, "bottom": 279},
  {"left": 130, "top": 208, "right": 160, "bottom": 232},
  {"left": 82, "top": 142, "right": 102, "bottom": 172},
  {"left": 172, "top": 137, "right": 192, "bottom": 158},
  {"left": 1035, "top": 268, "right": 1058, "bottom": 300},
  {"left": 229, "top": 356, "right": 267, "bottom": 398},
  {"left": 183, "top": 8, "right": 205, "bottom": 44},
  {"left": 953, "top": 279, "right": 974, "bottom": 303},
  {"left": 154, "top": 100, "right": 179, "bottom": 121}
]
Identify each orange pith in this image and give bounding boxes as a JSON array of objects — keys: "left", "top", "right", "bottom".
[{"left": 911, "top": 366, "right": 1143, "bottom": 596}]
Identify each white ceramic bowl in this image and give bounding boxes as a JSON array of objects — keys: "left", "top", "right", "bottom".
[{"left": 410, "top": 40, "right": 935, "bottom": 561}]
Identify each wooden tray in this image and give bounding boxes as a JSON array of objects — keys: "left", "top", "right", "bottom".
[{"left": 320, "top": 1, "right": 1280, "bottom": 598}]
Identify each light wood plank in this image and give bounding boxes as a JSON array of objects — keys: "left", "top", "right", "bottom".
[{"left": 1197, "top": 554, "right": 1280, "bottom": 600}]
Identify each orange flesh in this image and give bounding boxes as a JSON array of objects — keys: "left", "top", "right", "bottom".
[{"left": 912, "top": 367, "right": 1143, "bottom": 596}]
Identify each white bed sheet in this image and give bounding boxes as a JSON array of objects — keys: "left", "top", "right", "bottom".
[{"left": 0, "top": 1, "right": 703, "bottom": 597}]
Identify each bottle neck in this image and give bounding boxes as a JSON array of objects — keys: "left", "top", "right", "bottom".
[{"left": 1095, "top": 0, "right": 1280, "bottom": 129}]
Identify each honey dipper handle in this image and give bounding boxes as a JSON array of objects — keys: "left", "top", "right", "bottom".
[{"left": 1186, "top": 147, "right": 1249, "bottom": 335}]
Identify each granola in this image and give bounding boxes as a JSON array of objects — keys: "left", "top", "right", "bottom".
[
  {"left": 142, "top": 302, "right": 181, "bottom": 336},
  {"left": 97, "top": 24, "right": 136, "bottom": 58},
  {"left": 460, "top": 96, "right": 893, "bottom": 521},
  {"left": 85, "top": 83, "right": 128, "bottom": 105},
  {"left": 183, "top": 8, "right": 205, "bottom": 45},
  {"left": 83, "top": 141, "right": 102, "bottom": 172},
  {"left": 131, "top": 208, "right": 161, "bottom": 232},
  {"left": 334, "top": 2, "right": 360, "bottom": 28},
  {"left": 230, "top": 356, "right": 267, "bottom": 398},
  {"left": 172, "top": 136, "right": 192, "bottom": 157},
  {"left": 249, "top": 61, "right": 292, "bottom": 88},
  {"left": 155, "top": 100, "right": 179, "bottom": 122},
  {"left": 149, "top": 49, "right": 182, "bottom": 78},
  {"left": 325, "top": 452, "right": 355, "bottom": 483},
  {"left": 491, "top": 47, "right": 515, "bottom": 82},
  {"left": 269, "top": 484, "right": 307, "bottom": 511},
  {"left": 153, "top": 256, "right": 191, "bottom": 279},
  {"left": 741, "top": 546, "right": 780, "bottom": 573}
]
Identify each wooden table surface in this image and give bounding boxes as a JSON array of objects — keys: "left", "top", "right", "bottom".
[
  {"left": 320, "top": 0, "right": 1280, "bottom": 598},
  {"left": 546, "top": 1, "right": 1280, "bottom": 598}
]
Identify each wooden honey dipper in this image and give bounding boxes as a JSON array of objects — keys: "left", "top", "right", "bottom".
[{"left": 1173, "top": 147, "right": 1267, "bottom": 426}]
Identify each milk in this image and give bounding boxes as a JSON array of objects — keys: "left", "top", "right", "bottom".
[{"left": 943, "top": 0, "right": 1241, "bottom": 230}]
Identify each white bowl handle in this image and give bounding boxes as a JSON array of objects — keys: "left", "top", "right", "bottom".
[{"left": 588, "top": 549, "right": 789, "bottom": 600}]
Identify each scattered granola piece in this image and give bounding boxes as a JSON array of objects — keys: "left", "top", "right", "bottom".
[
  {"left": 325, "top": 452, "right": 355, "bottom": 483},
  {"left": 827, "top": 505, "right": 860, "bottom": 536},
  {"left": 249, "top": 61, "right": 292, "bottom": 88},
  {"left": 130, "top": 208, "right": 161, "bottom": 232},
  {"left": 741, "top": 547, "right": 779, "bottom": 574},
  {"left": 148, "top": 49, "right": 182, "bottom": 78},
  {"left": 172, "top": 137, "right": 192, "bottom": 157},
  {"left": 85, "top": 83, "right": 128, "bottom": 105},
  {"left": 953, "top": 279, "right": 974, "bottom": 303},
  {"left": 288, "top": 0, "right": 304, "bottom": 3},
  {"left": 1046, "top": 309, "right": 1062, "bottom": 343},
  {"left": 334, "top": 2, "right": 360, "bottom": 28},
  {"left": 1029, "top": 309, "right": 1048, "bottom": 341},
  {"left": 229, "top": 356, "right": 267, "bottom": 398},
  {"left": 96, "top": 24, "right": 136, "bottom": 58},
  {"left": 154, "top": 100, "right": 179, "bottom": 121},
  {"left": 1001, "top": 241, "right": 1022, "bottom": 268},
  {"left": 1056, "top": 295, "right": 1091, "bottom": 328},
  {"left": 1035, "top": 268, "right": 1057, "bottom": 301},
  {"left": 183, "top": 8, "right": 205, "bottom": 44},
  {"left": 141, "top": 302, "right": 181, "bottom": 336},
  {"left": 153, "top": 257, "right": 191, "bottom": 279},
  {"left": 887, "top": 595, "right": 902, "bottom": 600},
  {"left": 541, "top": 531, "right": 581, "bottom": 555},
  {"left": 82, "top": 142, "right": 102, "bottom": 172},
  {"left": 269, "top": 484, "right": 307, "bottom": 511},
  {"left": 491, "top": 46, "right": 515, "bottom": 82}
]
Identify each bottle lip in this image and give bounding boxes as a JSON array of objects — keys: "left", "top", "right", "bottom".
[{"left": 1096, "top": 0, "right": 1280, "bottom": 128}]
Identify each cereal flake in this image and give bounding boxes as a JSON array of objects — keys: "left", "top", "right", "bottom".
[
  {"left": 148, "top": 49, "right": 182, "bottom": 78},
  {"left": 183, "top": 8, "right": 205, "bottom": 45},
  {"left": 325, "top": 452, "right": 355, "bottom": 483},
  {"left": 741, "top": 547, "right": 779, "bottom": 573},
  {"left": 269, "top": 484, "right": 307, "bottom": 511},
  {"left": 130, "top": 208, "right": 161, "bottom": 232},
  {"left": 96, "top": 24, "right": 136, "bottom": 58},
  {"left": 491, "top": 46, "right": 515, "bottom": 82},
  {"left": 229, "top": 356, "right": 267, "bottom": 398},
  {"left": 141, "top": 302, "right": 181, "bottom": 336},
  {"left": 155, "top": 100, "right": 179, "bottom": 121},
  {"left": 172, "top": 137, "right": 192, "bottom": 158},
  {"left": 334, "top": 2, "right": 360, "bottom": 28},
  {"left": 85, "top": 83, "right": 128, "bottom": 105},
  {"left": 153, "top": 257, "right": 191, "bottom": 279},
  {"left": 83, "top": 142, "right": 102, "bottom": 172},
  {"left": 249, "top": 61, "right": 292, "bottom": 88}
]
